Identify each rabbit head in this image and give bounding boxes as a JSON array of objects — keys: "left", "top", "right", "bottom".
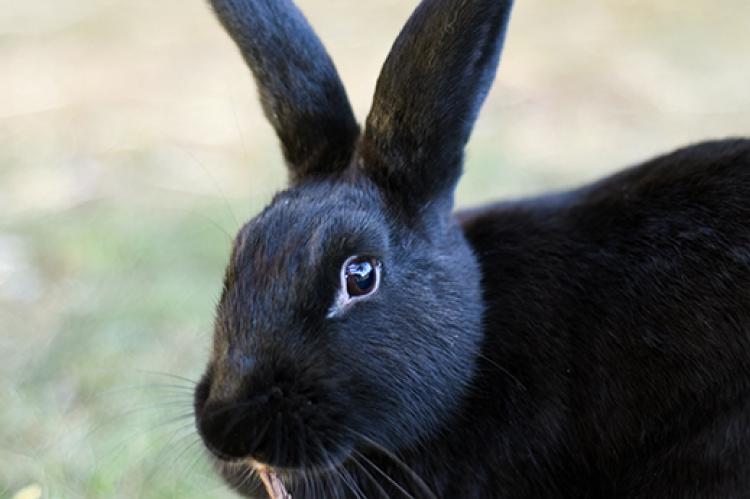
[{"left": 193, "top": 0, "right": 513, "bottom": 490}]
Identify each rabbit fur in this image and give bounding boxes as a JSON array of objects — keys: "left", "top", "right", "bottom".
[{"left": 193, "top": 0, "right": 750, "bottom": 497}]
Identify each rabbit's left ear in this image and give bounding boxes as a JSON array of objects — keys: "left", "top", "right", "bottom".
[
  {"left": 210, "top": 0, "right": 359, "bottom": 182},
  {"left": 358, "top": 0, "right": 513, "bottom": 216}
]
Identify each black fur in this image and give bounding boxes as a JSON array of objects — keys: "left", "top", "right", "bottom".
[
  {"left": 194, "top": 0, "right": 750, "bottom": 497},
  {"left": 210, "top": 0, "right": 359, "bottom": 181},
  {"left": 359, "top": 0, "right": 512, "bottom": 216}
]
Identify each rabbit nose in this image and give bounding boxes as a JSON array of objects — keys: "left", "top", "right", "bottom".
[
  {"left": 196, "top": 386, "right": 282, "bottom": 461},
  {"left": 194, "top": 354, "right": 332, "bottom": 467}
]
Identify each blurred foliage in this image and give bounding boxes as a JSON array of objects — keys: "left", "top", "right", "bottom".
[{"left": 1, "top": 0, "right": 748, "bottom": 497}]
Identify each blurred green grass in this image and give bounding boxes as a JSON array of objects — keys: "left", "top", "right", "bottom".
[
  {"left": 1, "top": 198, "right": 241, "bottom": 498},
  {"left": 1, "top": 0, "right": 749, "bottom": 497}
]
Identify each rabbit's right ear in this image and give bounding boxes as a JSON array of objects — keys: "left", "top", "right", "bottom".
[
  {"left": 210, "top": 0, "right": 359, "bottom": 183},
  {"left": 358, "top": 0, "right": 513, "bottom": 217}
]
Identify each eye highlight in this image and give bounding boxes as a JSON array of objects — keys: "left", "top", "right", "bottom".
[{"left": 345, "top": 257, "right": 379, "bottom": 297}]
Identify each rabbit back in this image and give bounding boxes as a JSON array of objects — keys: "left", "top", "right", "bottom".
[{"left": 453, "top": 138, "right": 750, "bottom": 496}]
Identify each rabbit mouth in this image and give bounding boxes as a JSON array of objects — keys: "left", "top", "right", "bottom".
[
  {"left": 215, "top": 453, "right": 354, "bottom": 499},
  {"left": 256, "top": 465, "right": 291, "bottom": 499}
]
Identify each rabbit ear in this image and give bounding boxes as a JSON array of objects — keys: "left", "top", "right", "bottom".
[
  {"left": 358, "top": 0, "right": 513, "bottom": 215},
  {"left": 210, "top": 0, "right": 360, "bottom": 182}
]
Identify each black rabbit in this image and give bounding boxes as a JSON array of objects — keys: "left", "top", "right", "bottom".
[{"left": 193, "top": 0, "right": 750, "bottom": 497}]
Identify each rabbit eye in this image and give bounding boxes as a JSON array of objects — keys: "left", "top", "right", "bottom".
[
  {"left": 344, "top": 257, "right": 380, "bottom": 297},
  {"left": 327, "top": 256, "right": 382, "bottom": 318}
]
